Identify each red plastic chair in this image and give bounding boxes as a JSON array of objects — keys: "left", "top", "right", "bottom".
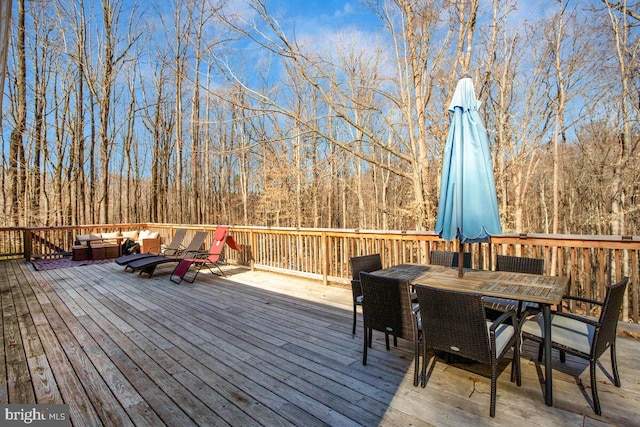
[{"left": 170, "top": 226, "right": 241, "bottom": 283}]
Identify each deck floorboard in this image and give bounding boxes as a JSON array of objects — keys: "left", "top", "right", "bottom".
[{"left": 1, "top": 259, "right": 639, "bottom": 426}]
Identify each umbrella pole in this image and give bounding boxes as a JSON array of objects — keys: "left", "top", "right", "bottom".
[{"left": 458, "top": 243, "right": 464, "bottom": 277}]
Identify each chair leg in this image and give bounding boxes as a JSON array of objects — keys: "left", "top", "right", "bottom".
[
  {"left": 368, "top": 328, "right": 373, "bottom": 348},
  {"left": 420, "top": 343, "right": 429, "bottom": 388},
  {"left": 208, "top": 261, "right": 226, "bottom": 277},
  {"left": 413, "top": 340, "right": 420, "bottom": 387},
  {"left": 180, "top": 260, "right": 225, "bottom": 283},
  {"left": 611, "top": 343, "right": 621, "bottom": 387},
  {"left": 490, "top": 363, "right": 497, "bottom": 418},
  {"left": 352, "top": 304, "right": 357, "bottom": 335},
  {"left": 516, "top": 349, "right": 522, "bottom": 386},
  {"left": 183, "top": 262, "right": 203, "bottom": 283},
  {"left": 512, "top": 339, "right": 521, "bottom": 386},
  {"left": 590, "top": 360, "right": 601, "bottom": 416},
  {"left": 385, "top": 333, "right": 390, "bottom": 350},
  {"left": 362, "top": 326, "right": 369, "bottom": 365},
  {"left": 186, "top": 260, "right": 220, "bottom": 283},
  {"left": 139, "top": 264, "right": 157, "bottom": 277}
]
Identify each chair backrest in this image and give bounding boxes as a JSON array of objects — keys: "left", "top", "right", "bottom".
[
  {"left": 349, "top": 254, "right": 382, "bottom": 281},
  {"left": 164, "top": 228, "right": 188, "bottom": 253},
  {"left": 414, "top": 284, "right": 492, "bottom": 365},
  {"left": 183, "top": 231, "right": 208, "bottom": 253},
  {"left": 359, "top": 272, "right": 418, "bottom": 342},
  {"left": 206, "top": 226, "right": 230, "bottom": 261},
  {"left": 593, "top": 277, "right": 629, "bottom": 358},
  {"left": 429, "top": 251, "right": 471, "bottom": 268},
  {"left": 349, "top": 254, "right": 383, "bottom": 300},
  {"left": 496, "top": 255, "right": 544, "bottom": 275}
]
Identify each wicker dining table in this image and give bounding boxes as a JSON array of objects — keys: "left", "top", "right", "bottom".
[{"left": 373, "top": 263, "right": 569, "bottom": 407}]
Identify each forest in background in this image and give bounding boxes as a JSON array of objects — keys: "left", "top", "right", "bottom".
[{"left": 1, "top": 0, "right": 639, "bottom": 236}]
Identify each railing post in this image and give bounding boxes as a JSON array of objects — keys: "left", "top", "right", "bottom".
[
  {"left": 250, "top": 228, "right": 256, "bottom": 271},
  {"left": 322, "top": 230, "right": 328, "bottom": 286},
  {"left": 633, "top": 250, "right": 639, "bottom": 323},
  {"left": 24, "top": 228, "right": 32, "bottom": 260}
]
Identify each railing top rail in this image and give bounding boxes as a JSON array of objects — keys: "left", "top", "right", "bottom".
[
  {"left": 20, "top": 223, "right": 150, "bottom": 231},
  {"left": 10, "top": 222, "right": 640, "bottom": 248},
  {"left": 179, "top": 225, "right": 640, "bottom": 246},
  {"left": 494, "top": 233, "right": 640, "bottom": 249},
  {"left": 9, "top": 223, "right": 640, "bottom": 245}
]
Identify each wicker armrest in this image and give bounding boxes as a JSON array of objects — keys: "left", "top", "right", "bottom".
[
  {"left": 552, "top": 310, "right": 600, "bottom": 327},
  {"left": 351, "top": 279, "right": 362, "bottom": 297},
  {"left": 488, "top": 309, "right": 517, "bottom": 332},
  {"left": 558, "top": 294, "right": 604, "bottom": 316},
  {"left": 561, "top": 294, "right": 604, "bottom": 307}
]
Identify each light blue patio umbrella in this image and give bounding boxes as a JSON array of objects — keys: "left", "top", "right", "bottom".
[{"left": 435, "top": 77, "right": 501, "bottom": 276}]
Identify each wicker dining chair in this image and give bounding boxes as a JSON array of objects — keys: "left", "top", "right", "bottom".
[
  {"left": 414, "top": 284, "right": 521, "bottom": 417},
  {"left": 521, "top": 277, "right": 628, "bottom": 416},
  {"left": 349, "top": 254, "right": 383, "bottom": 335},
  {"left": 429, "top": 250, "right": 471, "bottom": 268},
  {"left": 484, "top": 255, "right": 545, "bottom": 318},
  {"left": 359, "top": 272, "right": 423, "bottom": 386}
]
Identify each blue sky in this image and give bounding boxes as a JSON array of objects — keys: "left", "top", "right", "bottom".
[
  {"left": 265, "top": 0, "right": 549, "bottom": 29},
  {"left": 242, "top": 0, "right": 562, "bottom": 56},
  {"left": 269, "top": 1, "right": 371, "bottom": 21},
  {"left": 263, "top": 0, "right": 383, "bottom": 31}
]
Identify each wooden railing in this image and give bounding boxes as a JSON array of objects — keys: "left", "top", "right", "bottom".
[
  {"left": 4, "top": 223, "right": 638, "bottom": 323},
  {"left": 0, "top": 227, "right": 26, "bottom": 259}
]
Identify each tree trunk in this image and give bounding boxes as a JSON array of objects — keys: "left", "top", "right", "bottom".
[{"left": 8, "top": 0, "right": 26, "bottom": 226}]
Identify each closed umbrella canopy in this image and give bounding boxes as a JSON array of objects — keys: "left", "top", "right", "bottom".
[{"left": 435, "top": 77, "right": 501, "bottom": 260}]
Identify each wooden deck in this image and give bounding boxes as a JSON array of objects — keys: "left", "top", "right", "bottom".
[{"left": 1, "top": 259, "right": 639, "bottom": 426}]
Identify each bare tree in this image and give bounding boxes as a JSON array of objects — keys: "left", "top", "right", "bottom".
[
  {"left": 81, "top": 0, "right": 140, "bottom": 223},
  {"left": 598, "top": 0, "right": 640, "bottom": 318},
  {"left": 0, "top": 0, "right": 11, "bottom": 114},
  {"left": 161, "top": 0, "right": 193, "bottom": 221},
  {"left": 140, "top": 54, "right": 174, "bottom": 224},
  {"left": 215, "top": 0, "right": 468, "bottom": 229},
  {"left": 602, "top": 0, "right": 640, "bottom": 237},
  {"left": 7, "top": 0, "right": 26, "bottom": 226},
  {"left": 117, "top": 64, "right": 139, "bottom": 222},
  {"left": 59, "top": 0, "right": 90, "bottom": 225}
]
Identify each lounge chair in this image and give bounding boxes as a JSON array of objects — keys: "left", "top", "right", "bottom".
[
  {"left": 125, "top": 231, "right": 209, "bottom": 277},
  {"left": 170, "top": 226, "right": 242, "bottom": 283},
  {"left": 115, "top": 228, "right": 188, "bottom": 266}
]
